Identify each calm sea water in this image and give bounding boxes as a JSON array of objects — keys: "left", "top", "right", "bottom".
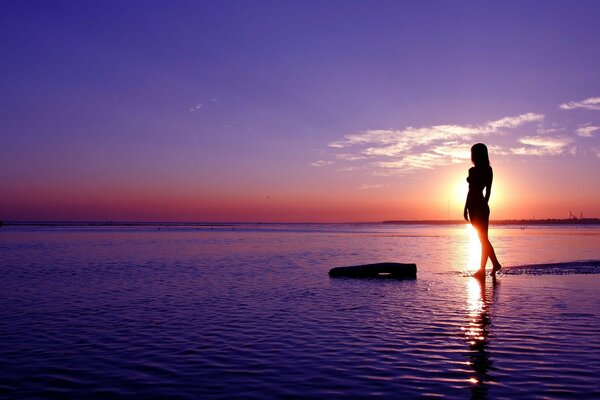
[{"left": 1, "top": 224, "right": 599, "bottom": 399}]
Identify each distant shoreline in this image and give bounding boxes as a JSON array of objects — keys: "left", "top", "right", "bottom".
[
  {"left": 1, "top": 218, "right": 600, "bottom": 227},
  {"left": 0, "top": 221, "right": 237, "bottom": 228},
  {"left": 383, "top": 218, "right": 600, "bottom": 226}
]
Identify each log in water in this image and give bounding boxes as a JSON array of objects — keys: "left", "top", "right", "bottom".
[{"left": 328, "top": 262, "right": 417, "bottom": 279}]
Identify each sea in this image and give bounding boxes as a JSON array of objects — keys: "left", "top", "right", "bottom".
[{"left": 1, "top": 223, "right": 599, "bottom": 399}]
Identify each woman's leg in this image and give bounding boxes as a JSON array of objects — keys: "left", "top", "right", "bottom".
[
  {"left": 477, "top": 225, "right": 489, "bottom": 271},
  {"left": 478, "top": 219, "right": 501, "bottom": 273},
  {"left": 489, "top": 239, "right": 501, "bottom": 273},
  {"left": 471, "top": 219, "right": 487, "bottom": 278}
]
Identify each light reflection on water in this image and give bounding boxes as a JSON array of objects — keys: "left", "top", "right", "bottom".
[
  {"left": 466, "top": 225, "right": 482, "bottom": 272},
  {"left": 464, "top": 278, "right": 497, "bottom": 399}
]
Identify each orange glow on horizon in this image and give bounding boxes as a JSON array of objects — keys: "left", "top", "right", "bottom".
[{"left": 2, "top": 159, "right": 599, "bottom": 222}]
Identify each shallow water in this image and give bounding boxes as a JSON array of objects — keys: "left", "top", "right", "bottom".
[{"left": 1, "top": 224, "right": 599, "bottom": 398}]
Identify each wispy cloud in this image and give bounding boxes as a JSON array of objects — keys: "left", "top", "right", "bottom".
[
  {"left": 487, "top": 144, "right": 510, "bottom": 156},
  {"left": 431, "top": 142, "right": 472, "bottom": 160},
  {"left": 310, "top": 160, "right": 334, "bottom": 167},
  {"left": 330, "top": 113, "right": 543, "bottom": 155},
  {"left": 335, "top": 166, "right": 359, "bottom": 172},
  {"left": 358, "top": 183, "right": 387, "bottom": 190},
  {"left": 576, "top": 125, "right": 599, "bottom": 138},
  {"left": 335, "top": 153, "right": 367, "bottom": 161},
  {"left": 326, "top": 112, "right": 543, "bottom": 171},
  {"left": 190, "top": 98, "right": 220, "bottom": 112},
  {"left": 485, "top": 113, "right": 546, "bottom": 131},
  {"left": 559, "top": 97, "right": 600, "bottom": 111},
  {"left": 511, "top": 136, "right": 572, "bottom": 156},
  {"left": 536, "top": 125, "right": 561, "bottom": 134},
  {"left": 376, "top": 153, "right": 444, "bottom": 170}
]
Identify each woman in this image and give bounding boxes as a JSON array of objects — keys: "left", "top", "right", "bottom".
[{"left": 464, "top": 143, "right": 502, "bottom": 279}]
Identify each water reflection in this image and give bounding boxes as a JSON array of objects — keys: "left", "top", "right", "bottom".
[
  {"left": 463, "top": 277, "right": 498, "bottom": 399},
  {"left": 466, "top": 224, "right": 482, "bottom": 272}
]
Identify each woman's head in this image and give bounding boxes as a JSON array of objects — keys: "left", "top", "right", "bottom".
[{"left": 471, "top": 143, "right": 490, "bottom": 167}]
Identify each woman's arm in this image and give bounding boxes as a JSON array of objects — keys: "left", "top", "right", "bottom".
[
  {"left": 464, "top": 168, "right": 472, "bottom": 221},
  {"left": 485, "top": 168, "right": 493, "bottom": 204}
]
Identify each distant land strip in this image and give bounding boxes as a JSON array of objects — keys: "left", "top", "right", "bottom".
[
  {"left": 383, "top": 218, "right": 600, "bottom": 225},
  {"left": 1, "top": 218, "right": 599, "bottom": 227},
  {"left": 0, "top": 221, "right": 236, "bottom": 227}
]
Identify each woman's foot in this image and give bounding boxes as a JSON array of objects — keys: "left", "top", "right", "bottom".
[
  {"left": 473, "top": 269, "right": 486, "bottom": 280},
  {"left": 491, "top": 264, "right": 502, "bottom": 276}
]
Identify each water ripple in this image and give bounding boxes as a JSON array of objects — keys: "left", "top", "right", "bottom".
[
  {"left": 502, "top": 259, "right": 600, "bottom": 275},
  {"left": 1, "top": 226, "right": 599, "bottom": 398}
]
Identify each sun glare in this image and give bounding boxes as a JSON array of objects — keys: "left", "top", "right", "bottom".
[
  {"left": 454, "top": 178, "right": 468, "bottom": 209},
  {"left": 451, "top": 171, "right": 506, "bottom": 220},
  {"left": 488, "top": 175, "right": 505, "bottom": 212}
]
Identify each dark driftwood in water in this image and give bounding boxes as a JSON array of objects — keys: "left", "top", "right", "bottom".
[{"left": 328, "top": 262, "right": 417, "bottom": 279}]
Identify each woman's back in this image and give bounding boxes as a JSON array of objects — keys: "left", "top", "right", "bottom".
[{"left": 467, "top": 165, "right": 492, "bottom": 194}]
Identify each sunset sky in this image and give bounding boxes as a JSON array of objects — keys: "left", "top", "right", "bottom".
[{"left": 2, "top": 1, "right": 599, "bottom": 222}]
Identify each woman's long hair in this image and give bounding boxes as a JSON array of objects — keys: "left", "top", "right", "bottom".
[{"left": 471, "top": 143, "right": 490, "bottom": 167}]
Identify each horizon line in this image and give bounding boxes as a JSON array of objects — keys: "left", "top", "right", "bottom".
[{"left": 2, "top": 217, "right": 600, "bottom": 227}]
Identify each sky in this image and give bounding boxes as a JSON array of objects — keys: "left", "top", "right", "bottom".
[{"left": 1, "top": 0, "right": 599, "bottom": 222}]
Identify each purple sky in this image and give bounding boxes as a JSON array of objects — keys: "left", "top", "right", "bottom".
[{"left": 1, "top": 1, "right": 599, "bottom": 221}]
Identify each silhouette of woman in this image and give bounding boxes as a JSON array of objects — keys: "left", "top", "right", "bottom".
[{"left": 463, "top": 143, "right": 502, "bottom": 279}]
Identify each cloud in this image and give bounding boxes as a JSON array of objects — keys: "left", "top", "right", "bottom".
[
  {"left": 190, "top": 98, "right": 221, "bottom": 112},
  {"left": 335, "top": 166, "right": 359, "bottom": 172},
  {"left": 576, "top": 125, "right": 599, "bottom": 138},
  {"left": 310, "top": 160, "right": 334, "bottom": 167},
  {"left": 511, "top": 136, "right": 572, "bottom": 156},
  {"left": 568, "top": 146, "right": 578, "bottom": 156},
  {"left": 536, "top": 125, "right": 561, "bottom": 134},
  {"left": 358, "top": 183, "right": 387, "bottom": 190},
  {"left": 559, "top": 97, "right": 600, "bottom": 111},
  {"left": 485, "top": 113, "right": 545, "bottom": 131},
  {"left": 487, "top": 144, "right": 510, "bottom": 156},
  {"left": 326, "top": 112, "right": 543, "bottom": 171},
  {"left": 335, "top": 153, "right": 367, "bottom": 161},
  {"left": 431, "top": 142, "right": 472, "bottom": 161},
  {"left": 376, "top": 153, "right": 444, "bottom": 170},
  {"left": 329, "top": 113, "right": 543, "bottom": 156},
  {"left": 320, "top": 99, "right": 600, "bottom": 182}
]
